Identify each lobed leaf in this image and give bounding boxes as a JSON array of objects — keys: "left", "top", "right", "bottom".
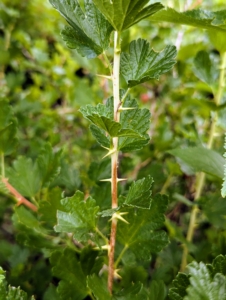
[
  {"left": 49, "top": 0, "right": 113, "bottom": 58},
  {"left": 193, "top": 50, "right": 218, "bottom": 87},
  {"left": 0, "top": 100, "right": 18, "bottom": 156},
  {"left": 117, "top": 194, "right": 168, "bottom": 262},
  {"left": 7, "top": 144, "right": 62, "bottom": 197},
  {"left": 36, "top": 143, "right": 62, "bottom": 188},
  {"left": 54, "top": 190, "right": 99, "bottom": 242},
  {"left": 123, "top": 176, "right": 153, "bottom": 209},
  {"left": 50, "top": 249, "right": 88, "bottom": 300},
  {"left": 211, "top": 255, "right": 226, "bottom": 276},
  {"left": 168, "top": 273, "right": 190, "bottom": 300},
  {"left": 169, "top": 255, "right": 226, "bottom": 300},
  {"left": 121, "top": 39, "right": 177, "bottom": 87},
  {"left": 92, "top": 0, "right": 163, "bottom": 31},
  {"left": 0, "top": 266, "right": 34, "bottom": 300},
  {"left": 149, "top": 7, "right": 226, "bottom": 33},
  {"left": 118, "top": 94, "right": 150, "bottom": 152},
  {"left": 87, "top": 274, "right": 110, "bottom": 300},
  {"left": 89, "top": 124, "right": 111, "bottom": 148},
  {"left": 80, "top": 103, "right": 143, "bottom": 139},
  {"left": 149, "top": 280, "right": 167, "bottom": 300},
  {"left": 185, "top": 261, "right": 226, "bottom": 300},
  {"left": 168, "top": 146, "right": 225, "bottom": 179},
  {"left": 7, "top": 156, "right": 42, "bottom": 198}
]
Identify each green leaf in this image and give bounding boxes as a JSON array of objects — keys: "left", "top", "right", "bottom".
[
  {"left": 170, "top": 256, "right": 226, "bottom": 300},
  {"left": 212, "top": 255, "right": 226, "bottom": 276},
  {"left": 80, "top": 246, "right": 103, "bottom": 276},
  {"left": 54, "top": 190, "right": 99, "bottom": 242},
  {"left": 113, "top": 282, "right": 145, "bottom": 299},
  {"left": 80, "top": 104, "right": 143, "bottom": 138},
  {"left": 0, "top": 267, "right": 5, "bottom": 284},
  {"left": 87, "top": 274, "right": 110, "bottom": 300},
  {"left": 50, "top": 0, "right": 113, "bottom": 58},
  {"left": 7, "top": 156, "right": 42, "bottom": 198},
  {"left": 193, "top": 50, "right": 218, "bottom": 87},
  {"left": 92, "top": 1, "right": 163, "bottom": 31},
  {"left": 185, "top": 261, "right": 226, "bottom": 300},
  {"left": 118, "top": 95, "right": 150, "bottom": 152},
  {"left": 168, "top": 146, "right": 225, "bottom": 179},
  {"left": 198, "top": 195, "right": 226, "bottom": 228},
  {"left": 121, "top": 39, "right": 177, "bottom": 87},
  {"left": 14, "top": 206, "right": 47, "bottom": 235},
  {"left": 90, "top": 124, "right": 110, "bottom": 148},
  {"left": 169, "top": 273, "right": 190, "bottom": 300},
  {"left": 53, "top": 161, "right": 81, "bottom": 193},
  {"left": 36, "top": 143, "right": 62, "bottom": 187},
  {"left": 117, "top": 194, "right": 168, "bottom": 261},
  {"left": 123, "top": 176, "right": 153, "bottom": 209},
  {"left": 7, "top": 144, "right": 61, "bottom": 197},
  {"left": 149, "top": 280, "right": 166, "bottom": 300},
  {"left": 50, "top": 249, "right": 88, "bottom": 300},
  {"left": 149, "top": 7, "right": 226, "bottom": 33},
  {"left": 0, "top": 100, "right": 18, "bottom": 155},
  {"left": 39, "top": 187, "right": 64, "bottom": 227},
  {"left": 0, "top": 267, "right": 34, "bottom": 300},
  {"left": 222, "top": 137, "right": 226, "bottom": 197}
]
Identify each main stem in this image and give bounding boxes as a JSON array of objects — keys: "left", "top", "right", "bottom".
[
  {"left": 108, "top": 31, "right": 121, "bottom": 294},
  {"left": 180, "top": 51, "right": 226, "bottom": 271}
]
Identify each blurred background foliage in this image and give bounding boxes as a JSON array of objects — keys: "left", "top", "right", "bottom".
[{"left": 0, "top": 0, "right": 226, "bottom": 299}]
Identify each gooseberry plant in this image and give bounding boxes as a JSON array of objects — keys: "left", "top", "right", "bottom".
[
  {"left": 1, "top": 0, "right": 226, "bottom": 299},
  {"left": 49, "top": 0, "right": 177, "bottom": 296}
]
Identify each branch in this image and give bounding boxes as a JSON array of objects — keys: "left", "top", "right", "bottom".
[
  {"left": 2, "top": 178, "right": 38, "bottom": 212},
  {"left": 108, "top": 30, "right": 121, "bottom": 294}
]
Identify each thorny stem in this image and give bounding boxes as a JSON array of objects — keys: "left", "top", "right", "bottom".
[
  {"left": 180, "top": 51, "right": 226, "bottom": 271},
  {"left": 2, "top": 178, "right": 38, "bottom": 212},
  {"left": 108, "top": 31, "right": 121, "bottom": 294}
]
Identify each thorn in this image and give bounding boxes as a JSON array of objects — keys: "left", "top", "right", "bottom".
[
  {"left": 117, "top": 178, "right": 127, "bottom": 182},
  {"left": 100, "top": 178, "right": 112, "bottom": 182},
  {"left": 96, "top": 74, "right": 112, "bottom": 80},
  {"left": 119, "top": 107, "right": 136, "bottom": 111},
  {"left": 94, "top": 244, "right": 110, "bottom": 255},
  {"left": 109, "top": 212, "right": 129, "bottom": 224},
  {"left": 101, "top": 145, "right": 111, "bottom": 150},
  {"left": 100, "top": 178, "right": 127, "bottom": 182},
  {"left": 102, "top": 148, "right": 117, "bottom": 159},
  {"left": 114, "top": 269, "right": 122, "bottom": 279}
]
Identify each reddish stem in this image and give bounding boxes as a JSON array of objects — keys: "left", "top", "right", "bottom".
[{"left": 2, "top": 178, "right": 38, "bottom": 212}]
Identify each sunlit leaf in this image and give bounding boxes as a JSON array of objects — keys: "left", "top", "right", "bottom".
[
  {"left": 92, "top": 0, "right": 163, "bottom": 31},
  {"left": 50, "top": 0, "right": 113, "bottom": 58},
  {"left": 121, "top": 39, "right": 176, "bottom": 87}
]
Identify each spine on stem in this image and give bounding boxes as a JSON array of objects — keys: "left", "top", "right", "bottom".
[{"left": 108, "top": 31, "right": 121, "bottom": 294}]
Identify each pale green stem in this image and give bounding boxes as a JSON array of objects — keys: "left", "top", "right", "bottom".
[
  {"left": 120, "top": 88, "right": 131, "bottom": 105},
  {"left": 103, "top": 51, "right": 113, "bottom": 75},
  {"left": 108, "top": 31, "right": 121, "bottom": 295},
  {"left": 114, "top": 245, "right": 128, "bottom": 269},
  {"left": 95, "top": 227, "right": 108, "bottom": 245},
  {"left": 180, "top": 51, "right": 226, "bottom": 271},
  {"left": 160, "top": 173, "right": 173, "bottom": 194},
  {"left": 1, "top": 153, "right": 5, "bottom": 177}
]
